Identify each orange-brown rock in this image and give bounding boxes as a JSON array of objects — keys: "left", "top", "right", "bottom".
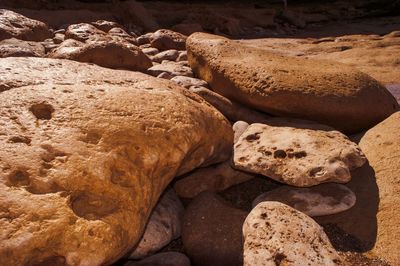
[
  {"left": 358, "top": 112, "right": 400, "bottom": 264},
  {"left": 49, "top": 37, "right": 152, "bottom": 71},
  {"left": 0, "top": 9, "right": 52, "bottom": 41},
  {"left": 0, "top": 57, "right": 233, "bottom": 265},
  {"left": 187, "top": 33, "right": 399, "bottom": 133},
  {"left": 0, "top": 37, "right": 45, "bottom": 57}
]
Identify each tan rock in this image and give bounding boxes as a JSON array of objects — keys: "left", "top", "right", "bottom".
[
  {"left": 252, "top": 183, "right": 356, "bottom": 217},
  {"left": 170, "top": 76, "right": 208, "bottom": 89},
  {"left": 0, "top": 37, "right": 44, "bottom": 57},
  {"left": 0, "top": 58, "right": 232, "bottom": 265},
  {"left": 243, "top": 202, "right": 343, "bottom": 266},
  {"left": 151, "top": 29, "right": 187, "bottom": 51},
  {"left": 49, "top": 37, "right": 152, "bottom": 71},
  {"left": 174, "top": 161, "right": 254, "bottom": 198},
  {"left": 233, "top": 123, "right": 366, "bottom": 187},
  {"left": 187, "top": 33, "right": 399, "bottom": 133},
  {"left": 233, "top": 121, "right": 249, "bottom": 143},
  {"left": 188, "top": 86, "right": 270, "bottom": 123},
  {"left": 151, "top": 49, "right": 179, "bottom": 63},
  {"left": 357, "top": 112, "right": 400, "bottom": 264},
  {"left": 91, "top": 20, "right": 122, "bottom": 32},
  {"left": 0, "top": 9, "right": 51, "bottom": 41},
  {"left": 108, "top": 27, "right": 137, "bottom": 45}
]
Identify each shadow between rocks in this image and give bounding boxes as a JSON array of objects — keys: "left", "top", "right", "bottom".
[{"left": 314, "top": 162, "right": 379, "bottom": 253}]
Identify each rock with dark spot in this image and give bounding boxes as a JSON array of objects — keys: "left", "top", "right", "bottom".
[
  {"left": 129, "top": 189, "right": 184, "bottom": 259},
  {"left": 252, "top": 183, "right": 356, "bottom": 216},
  {"left": 243, "top": 202, "right": 343, "bottom": 265},
  {"left": 182, "top": 192, "right": 247, "bottom": 266},
  {"left": 0, "top": 57, "right": 232, "bottom": 265},
  {"left": 233, "top": 122, "right": 366, "bottom": 187},
  {"left": 233, "top": 121, "right": 249, "bottom": 143}
]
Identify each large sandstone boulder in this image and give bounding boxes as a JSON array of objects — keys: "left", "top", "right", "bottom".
[
  {"left": 243, "top": 202, "right": 343, "bottom": 265},
  {"left": 0, "top": 9, "right": 52, "bottom": 41},
  {"left": 187, "top": 32, "right": 399, "bottom": 133},
  {"left": 233, "top": 123, "right": 366, "bottom": 187},
  {"left": 358, "top": 112, "right": 400, "bottom": 264},
  {"left": 0, "top": 58, "right": 233, "bottom": 265}
]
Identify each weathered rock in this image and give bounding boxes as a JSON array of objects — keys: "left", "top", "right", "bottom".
[
  {"left": 137, "top": 33, "right": 153, "bottom": 45},
  {"left": 151, "top": 29, "right": 187, "bottom": 51},
  {"left": 252, "top": 183, "right": 356, "bottom": 217},
  {"left": 108, "top": 27, "right": 137, "bottom": 45},
  {"left": 243, "top": 202, "right": 343, "bottom": 265},
  {"left": 130, "top": 189, "right": 184, "bottom": 259},
  {"left": 49, "top": 37, "right": 152, "bottom": 71},
  {"left": 182, "top": 192, "right": 247, "bottom": 266},
  {"left": 187, "top": 32, "right": 399, "bottom": 133},
  {"left": 0, "top": 9, "right": 51, "bottom": 41},
  {"left": 233, "top": 121, "right": 249, "bottom": 143},
  {"left": 91, "top": 20, "right": 122, "bottom": 32},
  {"left": 147, "top": 61, "right": 193, "bottom": 78},
  {"left": 41, "top": 38, "right": 59, "bottom": 53},
  {"left": 170, "top": 76, "right": 208, "bottom": 89},
  {"left": 53, "top": 33, "right": 65, "bottom": 44},
  {"left": 357, "top": 112, "right": 400, "bottom": 264},
  {"left": 233, "top": 123, "right": 366, "bottom": 187},
  {"left": 152, "top": 49, "right": 179, "bottom": 63},
  {"left": 188, "top": 86, "right": 270, "bottom": 123},
  {"left": 0, "top": 57, "right": 233, "bottom": 265},
  {"left": 177, "top": 51, "right": 188, "bottom": 61},
  {"left": 142, "top": 47, "right": 159, "bottom": 56},
  {"left": 157, "top": 72, "right": 174, "bottom": 80},
  {"left": 65, "top": 23, "right": 105, "bottom": 42},
  {"left": 174, "top": 161, "right": 254, "bottom": 198},
  {"left": 125, "top": 252, "right": 190, "bottom": 266},
  {"left": 0, "top": 38, "right": 45, "bottom": 57}
]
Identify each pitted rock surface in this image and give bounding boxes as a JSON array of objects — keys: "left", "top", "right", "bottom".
[
  {"left": 0, "top": 58, "right": 232, "bottom": 266},
  {"left": 187, "top": 32, "right": 399, "bottom": 133},
  {"left": 243, "top": 202, "right": 343, "bottom": 266},
  {"left": 130, "top": 189, "right": 184, "bottom": 259},
  {"left": 150, "top": 29, "right": 187, "bottom": 51},
  {"left": 233, "top": 123, "right": 366, "bottom": 187},
  {"left": 0, "top": 9, "right": 51, "bottom": 41},
  {"left": 252, "top": 183, "right": 356, "bottom": 217},
  {"left": 65, "top": 23, "right": 106, "bottom": 42}
]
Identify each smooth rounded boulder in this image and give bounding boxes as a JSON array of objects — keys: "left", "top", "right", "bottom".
[
  {"left": 358, "top": 112, "right": 400, "bottom": 264},
  {"left": 252, "top": 183, "right": 356, "bottom": 217},
  {"left": 233, "top": 123, "right": 366, "bottom": 187},
  {"left": 243, "top": 202, "right": 343, "bottom": 265},
  {"left": 0, "top": 58, "right": 233, "bottom": 265},
  {"left": 186, "top": 32, "right": 399, "bottom": 133}
]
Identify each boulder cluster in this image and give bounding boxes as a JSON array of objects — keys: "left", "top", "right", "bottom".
[{"left": 0, "top": 6, "right": 399, "bottom": 266}]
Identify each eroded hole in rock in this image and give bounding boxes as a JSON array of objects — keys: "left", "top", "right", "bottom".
[
  {"left": 8, "top": 135, "right": 31, "bottom": 145},
  {"left": 274, "top": 253, "right": 287, "bottom": 265},
  {"left": 71, "top": 192, "right": 118, "bottom": 220},
  {"left": 82, "top": 131, "right": 102, "bottom": 145},
  {"left": 29, "top": 103, "right": 55, "bottom": 120},
  {"left": 309, "top": 167, "right": 324, "bottom": 177},
  {"left": 294, "top": 151, "right": 307, "bottom": 158},
  {"left": 274, "top": 150, "right": 287, "bottom": 159},
  {"left": 7, "top": 170, "right": 30, "bottom": 186},
  {"left": 110, "top": 167, "right": 133, "bottom": 187},
  {"left": 245, "top": 132, "right": 261, "bottom": 142}
]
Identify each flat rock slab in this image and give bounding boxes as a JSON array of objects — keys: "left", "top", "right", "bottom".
[
  {"left": 0, "top": 58, "right": 232, "bottom": 265},
  {"left": 187, "top": 32, "right": 399, "bottom": 133},
  {"left": 252, "top": 183, "right": 356, "bottom": 217},
  {"left": 243, "top": 202, "right": 343, "bottom": 266},
  {"left": 233, "top": 123, "right": 366, "bottom": 187}
]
